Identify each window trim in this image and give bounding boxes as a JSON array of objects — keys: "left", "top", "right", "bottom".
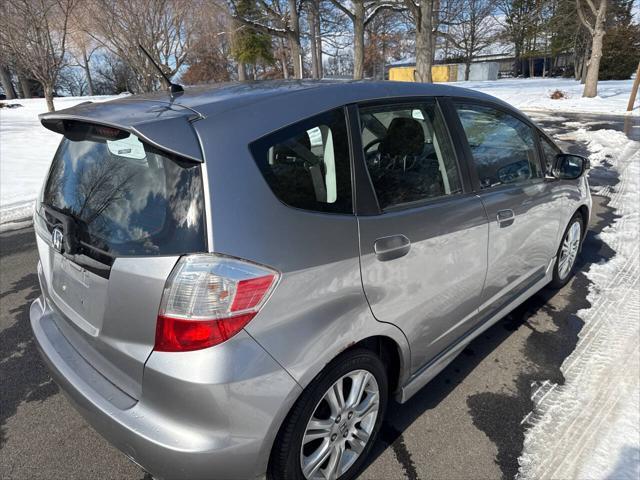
[
  {"left": 536, "top": 130, "right": 563, "bottom": 176},
  {"left": 248, "top": 107, "right": 355, "bottom": 216},
  {"left": 350, "top": 97, "right": 470, "bottom": 215},
  {"left": 448, "top": 97, "right": 546, "bottom": 192}
]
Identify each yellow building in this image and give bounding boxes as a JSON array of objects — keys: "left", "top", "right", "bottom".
[{"left": 388, "top": 64, "right": 460, "bottom": 83}]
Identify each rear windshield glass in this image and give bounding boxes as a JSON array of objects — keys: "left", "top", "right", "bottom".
[{"left": 41, "top": 134, "right": 206, "bottom": 258}]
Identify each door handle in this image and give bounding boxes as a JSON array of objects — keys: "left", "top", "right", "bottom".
[
  {"left": 374, "top": 235, "right": 411, "bottom": 262},
  {"left": 496, "top": 209, "right": 515, "bottom": 227}
]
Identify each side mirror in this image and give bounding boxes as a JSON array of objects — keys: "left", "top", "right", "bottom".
[{"left": 553, "top": 153, "right": 590, "bottom": 180}]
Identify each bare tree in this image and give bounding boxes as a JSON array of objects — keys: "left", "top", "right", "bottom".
[
  {"left": 67, "top": 13, "right": 101, "bottom": 96},
  {"left": 86, "top": 0, "right": 194, "bottom": 93},
  {"left": 327, "top": 1, "right": 404, "bottom": 79},
  {"left": 404, "top": 0, "right": 437, "bottom": 82},
  {"left": 577, "top": 0, "right": 608, "bottom": 97},
  {"left": 0, "top": 57, "right": 18, "bottom": 100},
  {"left": 0, "top": 0, "right": 75, "bottom": 111},
  {"left": 229, "top": 0, "right": 304, "bottom": 79},
  {"left": 364, "top": 9, "right": 410, "bottom": 79},
  {"left": 445, "top": 0, "right": 497, "bottom": 80},
  {"left": 58, "top": 66, "right": 88, "bottom": 96},
  {"left": 181, "top": 5, "right": 233, "bottom": 84},
  {"left": 307, "top": 0, "right": 322, "bottom": 78}
]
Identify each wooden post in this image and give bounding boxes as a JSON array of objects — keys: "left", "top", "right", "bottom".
[{"left": 627, "top": 61, "right": 640, "bottom": 112}]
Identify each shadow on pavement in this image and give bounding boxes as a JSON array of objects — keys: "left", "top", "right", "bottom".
[
  {"left": 364, "top": 191, "right": 618, "bottom": 479},
  {"left": 0, "top": 230, "right": 59, "bottom": 449}
]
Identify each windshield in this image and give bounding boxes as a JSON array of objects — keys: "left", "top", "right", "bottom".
[{"left": 40, "top": 134, "right": 206, "bottom": 259}]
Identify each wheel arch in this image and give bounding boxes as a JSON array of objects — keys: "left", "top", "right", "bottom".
[
  {"left": 265, "top": 334, "right": 405, "bottom": 479},
  {"left": 576, "top": 204, "right": 590, "bottom": 241}
]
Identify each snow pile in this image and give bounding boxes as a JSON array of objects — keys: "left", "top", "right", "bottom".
[
  {"left": 518, "top": 129, "right": 640, "bottom": 479},
  {"left": 457, "top": 78, "right": 639, "bottom": 117},
  {"left": 0, "top": 95, "right": 118, "bottom": 230}
]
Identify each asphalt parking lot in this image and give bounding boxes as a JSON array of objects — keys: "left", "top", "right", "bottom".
[{"left": 0, "top": 112, "right": 633, "bottom": 479}]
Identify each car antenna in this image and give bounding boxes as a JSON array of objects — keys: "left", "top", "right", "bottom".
[{"left": 138, "top": 44, "right": 184, "bottom": 95}]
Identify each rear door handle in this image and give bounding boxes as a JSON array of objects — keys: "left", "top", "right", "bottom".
[
  {"left": 497, "top": 209, "right": 515, "bottom": 227},
  {"left": 374, "top": 235, "right": 411, "bottom": 262}
]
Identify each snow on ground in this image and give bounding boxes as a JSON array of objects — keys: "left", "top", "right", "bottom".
[
  {"left": 0, "top": 95, "right": 118, "bottom": 230},
  {"left": 518, "top": 127, "right": 640, "bottom": 479},
  {"left": 453, "top": 78, "right": 639, "bottom": 117}
]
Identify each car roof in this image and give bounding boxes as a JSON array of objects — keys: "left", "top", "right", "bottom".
[
  {"left": 39, "top": 80, "right": 513, "bottom": 162},
  {"left": 110, "top": 79, "right": 506, "bottom": 116}
]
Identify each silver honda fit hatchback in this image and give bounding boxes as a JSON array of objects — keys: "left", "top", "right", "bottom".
[{"left": 30, "top": 81, "right": 591, "bottom": 480}]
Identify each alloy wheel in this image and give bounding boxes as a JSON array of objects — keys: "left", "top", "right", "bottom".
[
  {"left": 558, "top": 221, "right": 581, "bottom": 280},
  {"left": 300, "top": 369, "right": 380, "bottom": 480}
]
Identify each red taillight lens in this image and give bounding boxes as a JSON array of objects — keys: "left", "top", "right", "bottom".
[
  {"left": 155, "top": 313, "right": 256, "bottom": 352},
  {"left": 154, "top": 255, "right": 278, "bottom": 352}
]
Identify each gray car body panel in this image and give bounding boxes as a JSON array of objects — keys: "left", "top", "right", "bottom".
[{"left": 31, "top": 80, "right": 592, "bottom": 479}]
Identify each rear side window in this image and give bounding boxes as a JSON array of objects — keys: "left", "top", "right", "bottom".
[
  {"left": 250, "top": 109, "right": 352, "bottom": 214},
  {"left": 455, "top": 103, "right": 542, "bottom": 189},
  {"left": 359, "top": 102, "right": 462, "bottom": 210},
  {"left": 41, "top": 133, "right": 206, "bottom": 257}
]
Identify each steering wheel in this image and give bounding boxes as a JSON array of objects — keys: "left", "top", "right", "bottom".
[{"left": 364, "top": 138, "right": 383, "bottom": 153}]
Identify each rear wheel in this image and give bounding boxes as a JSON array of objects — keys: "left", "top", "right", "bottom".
[
  {"left": 268, "top": 349, "right": 388, "bottom": 480},
  {"left": 550, "top": 214, "right": 583, "bottom": 288}
]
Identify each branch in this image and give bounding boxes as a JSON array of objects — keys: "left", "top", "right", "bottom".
[
  {"left": 328, "top": 0, "right": 355, "bottom": 21},
  {"left": 364, "top": 2, "right": 406, "bottom": 26},
  {"left": 576, "top": 0, "right": 595, "bottom": 34},
  {"left": 584, "top": 0, "right": 598, "bottom": 15},
  {"left": 229, "top": 12, "right": 288, "bottom": 37}
]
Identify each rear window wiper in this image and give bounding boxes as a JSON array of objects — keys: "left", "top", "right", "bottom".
[
  {"left": 40, "top": 204, "right": 114, "bottom": 278},
  {"left": 41, "top": 204, "right": 84, "bottom": 255}
]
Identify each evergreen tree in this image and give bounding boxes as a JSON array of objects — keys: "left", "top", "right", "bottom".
[
  {"left": 600, "top": 0, "right": 640, "bottom": 80},
  {"left": 231, "top": 0, "right": 275, "bottom": 79}
]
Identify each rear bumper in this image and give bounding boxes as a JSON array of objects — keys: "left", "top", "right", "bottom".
[{"left": 30, "top": 296, "right": 302, "bottom": 480}]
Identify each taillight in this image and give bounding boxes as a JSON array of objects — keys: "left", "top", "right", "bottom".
[{"left": 155, "top": 254, "right": 279, "bottom": 352}]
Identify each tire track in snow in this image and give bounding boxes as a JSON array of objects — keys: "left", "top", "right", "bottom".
[{"left": 517, "top": 129, "right": 640, "bottom": 480}]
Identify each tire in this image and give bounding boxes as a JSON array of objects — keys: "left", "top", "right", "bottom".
[
  {"left": 268, "top": 348, "right": 388, "bottom": 480},
  {"left": 549, "top": 214, "right": 584, "bottom": 289}
]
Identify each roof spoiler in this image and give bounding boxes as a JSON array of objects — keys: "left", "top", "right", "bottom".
[{"left": 40, "top": 110, "right": 204, "bottom": 163}]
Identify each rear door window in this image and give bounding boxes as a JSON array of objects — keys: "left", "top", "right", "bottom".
[
  {"left": 359, "top": 101, "right": 462, "bottom": 210},
  {"left": 41, "top": 131, "right": 206, "bottom": 259},
  {"left": 250, "top": 108, "right": 352, "bottom": 214},
  {"left": 455, "top": 103, "right": 542, "bottom": 189}
]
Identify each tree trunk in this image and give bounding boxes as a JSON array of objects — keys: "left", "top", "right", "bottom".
[
  {"left": 288, "top": 0, "right": 302, "bottom": 79},
  {"left": 309, "top": 1, "right": 319, "bottom": 79},
  {"left": 238, "top": 62, "right": 247, "bottom": 81},
  {"left": 574, "top": 54, "right": 581, "bottom": 80},
  {"left": 353, "top": 1, "right": 365, "bottom": 79},
  {"left": 581, "top": 48, "right": 589, "bottom": 84},
  {"left": 465, "top": 60, "right": 471, "bottom": 81},
  {"left": 83, "top": 51, "right": 94, "bottom": 96},
  {"left": 0, "top": 65, "right": 17, "bottom": 100},
  {"left": 513, "top": 44, "right": 521, "bottom": 77},
  {"left": 529, "top": 57, "right": 535, "bottom": 77},
  {"left": 281, "top": 52, "right": 289, "bottom": 79},
  {"left": 315, "top": 1, "right": 323, "bottom": 78},
  {"left": 415, "top": 2, "right": 435, "bottom": 83},
  {"left": 18, "top": 75, "right": 32, "bottom": 98},
  {"left": 44, "top": 84, "right": 55, "bottom": 112},
  {"left": 288, "top": 33, "right": 302, "bottom": 79},
  {"left": 583, "top": 28, "right": 605, "bottom": 97}
]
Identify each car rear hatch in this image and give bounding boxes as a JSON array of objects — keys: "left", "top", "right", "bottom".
[{"left": 35, "top": 105, "right": 208, "bottom": 399}]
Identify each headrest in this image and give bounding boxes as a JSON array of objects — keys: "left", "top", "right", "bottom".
[{"left": 379, "top": 117, "right": 424, "bottom": 157}]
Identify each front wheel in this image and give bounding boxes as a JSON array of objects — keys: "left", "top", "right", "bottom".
[
  {"left": 550, "top": 214, "right": 584, "bottom": 289},
  {"left": 268, "top": 349, "right": 388, "bottom": 480}
]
